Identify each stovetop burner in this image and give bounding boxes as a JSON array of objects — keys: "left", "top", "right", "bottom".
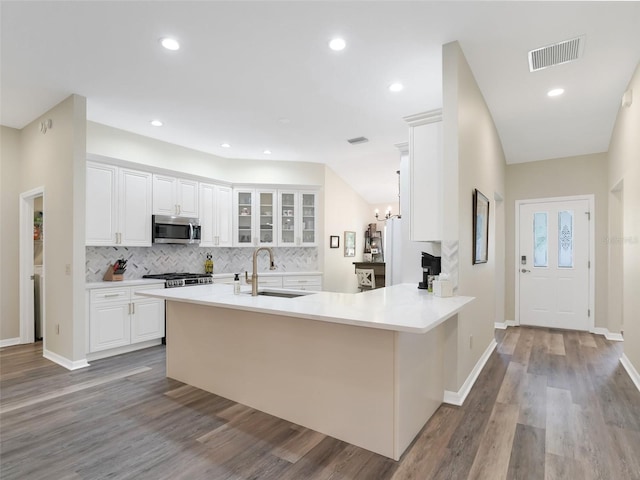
[{"left": 143, "top": 272, "right": 213, "bottom": 288}]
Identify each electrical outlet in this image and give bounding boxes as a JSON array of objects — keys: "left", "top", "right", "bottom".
[
  {"left": 469, "top": 335, "right": 473, "bottom": 349},
  {"left": 65, "top": 264, "right": 71, "bottom": 275},
  {"left": 55, "top": 324, "right": 60, "bottom": 335}
]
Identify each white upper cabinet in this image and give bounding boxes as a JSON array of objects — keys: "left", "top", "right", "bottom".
[
  {"left": 405, "top": 110, "right": 442, "bottom": 242},
  {"left": 277, "top": 190, "right": 318, "bottom": 247},
  {"left": 86, "top": 161, "right": 152, "bottom": 246},
  {"left": 232, "top": 188, "right": 277, "bottom": 247},
  {"left": 152, "top": 174, "right": 199, "bottom": 217},
  {"left": 200, "top": 183, "right": 233, "bottom": 247}
]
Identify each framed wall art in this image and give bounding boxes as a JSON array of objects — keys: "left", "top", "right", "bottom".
[
  {"left": 473, "top": 189, "right": 489, "bottom": 264},
  {"left": 344, "top": 231, "right": 356, "bottom": 257}
]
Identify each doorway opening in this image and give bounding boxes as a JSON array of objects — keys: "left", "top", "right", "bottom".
[{"left": 19, "top": 187, "right": 45, "bottom": 346}]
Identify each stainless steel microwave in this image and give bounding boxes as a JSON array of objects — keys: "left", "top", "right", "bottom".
[{"left": 152, "top": 215, "right": 201, "bottom": 245}]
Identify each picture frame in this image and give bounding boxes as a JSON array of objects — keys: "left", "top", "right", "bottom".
[
  {"left": 344, "top": 231, "right": 356, "bottom": 257},
  {"left": 330, "top": 235, "right": 340, "bottom": 248},
  {"left": 473, "top": 189, "right": 489, "bottom": 264}
]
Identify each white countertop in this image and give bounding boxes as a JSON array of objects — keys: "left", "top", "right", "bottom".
[
  {"left": 137, "top": 283, "right": 474, "bottom": 334},
  {"left": 85, "top": 279, "right": 166, "bottom": 289},
  {"left": 86, "top": 271, "right": 322, "bottom": 289}
]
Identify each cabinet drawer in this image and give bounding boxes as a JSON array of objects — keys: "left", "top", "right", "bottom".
[
  {"left": 131, "top": 284, "right": 165, "bottom": 300},
  {"left": 258, "top": 276, "right": 283, "bottom": 288},
  {"left": 283, "top": 275, "right": 322, "bottom": 288},
  {"left": 90, "top": 287, "right": 130, "bottom": 304}
]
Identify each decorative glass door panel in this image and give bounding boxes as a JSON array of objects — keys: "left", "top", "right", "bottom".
[
  {"left": 301, "top": 193, "right": 316, "bottom": 245},
  {"left": 237, "top": 191, "right": 253, "bottom": 245},
  {"left": 258, "top": 191, "right": 275, "bottom": 245},
  {"left": 280, "top": 192, "right": 296, "bottom": 245}
]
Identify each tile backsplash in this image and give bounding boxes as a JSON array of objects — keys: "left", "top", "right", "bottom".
[{"left": 86, "top": 245, "right": 318, "bottom": 282}]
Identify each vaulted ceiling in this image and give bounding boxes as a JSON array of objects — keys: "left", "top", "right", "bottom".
[{"left": 2, "top": 1, "right": 639, "bottom": 203}]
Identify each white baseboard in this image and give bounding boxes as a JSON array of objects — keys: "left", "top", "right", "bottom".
[
  {"left": 43, "top": 349, "right": 90, "bottom": 371},
  {"left": 443, "top": 338, "right": 497, "bottom": 406},
  {"left": 494, "top": 320, "right": 517, "bottom": 330},
  {"left": 620, "top": 354, "right": 640, "bottom": 393},
  {"left": 86, "top": 339, "right": 162, "bottom": 362},
  {"left": 0, "top": 337, "right": 21, "bottom": 348},
  {"left": 591, "top": 327, "right": 624, "bottom": 342}
]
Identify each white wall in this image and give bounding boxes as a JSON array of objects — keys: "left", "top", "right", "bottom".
[
  {"left": 87, "top": 122, "right": 325, "bottom": 186},
  {"left": 442, "top": 41, "right": 506, "bottom": 392},
  {"left": 0, "top": 126, "right": 21, "bottom": 342},
  {"left": 608, "top": 63, "right": 640, "bottom": 374},
  {"left": 322, "top": 167, "right": 373, "bottom": 293},
  {"left": 16, "top": 95, "right": 87, "bottom": 362}
]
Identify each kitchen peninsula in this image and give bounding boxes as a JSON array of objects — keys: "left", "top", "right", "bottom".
[{"left": 139, "top": 284, "right": 474, "bottom": 460}]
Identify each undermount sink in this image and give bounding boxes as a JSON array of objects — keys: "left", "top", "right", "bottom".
[
  {"left": 256, "top": 291, "right": 307, "bottom": 298},
  {"left": 243, "top": 289, "right": 313, "bottom": 299}
]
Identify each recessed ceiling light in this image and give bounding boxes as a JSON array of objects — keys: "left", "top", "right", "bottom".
[
  {"left": 160, "top": 37, "right": 180, "bottom": 51},
  {"left": 389, "top": 82, "right": 404, "bottom": 92},
  {"left": 150, "top": 119, "right": 163, "bottom": 127},
  {"left": 329, "top": 38, "right": 346, "bottom": 51},
  {"left": 263, "top": 150, "right": 272, "bottom": 155},
  {"left": 221, "top": 143, "right": 231, "bottom": 148},
  {"left": 547, "top": 88, "right": 565, "bottom": 97}
]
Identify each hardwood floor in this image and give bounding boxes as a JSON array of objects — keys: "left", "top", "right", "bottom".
[{"left": 1, "top": 327, "right": 639, "bottom": 479}]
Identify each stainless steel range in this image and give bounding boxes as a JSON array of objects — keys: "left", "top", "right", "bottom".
[{"left": 142, "top": 272, "right": 213, "bottom": 288}]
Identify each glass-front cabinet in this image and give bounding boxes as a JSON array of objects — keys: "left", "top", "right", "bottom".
[
  {"left": 233, "top": 188, "right": 276, "bottom": 247},
  {"left": 278, "top": 191, "right": 317, "bottom": 246}
]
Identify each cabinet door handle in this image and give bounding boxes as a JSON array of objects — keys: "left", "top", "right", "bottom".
[{"left": 131, "top": 302, "right": 135, "bottom": 315}]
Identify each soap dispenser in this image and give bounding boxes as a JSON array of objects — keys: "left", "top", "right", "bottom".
[
  {"left": 204, "top": 253, "right": 214, "bottom": 274},
  {"left": 233, "top": 273, "right": 240, "bottom": 294}
]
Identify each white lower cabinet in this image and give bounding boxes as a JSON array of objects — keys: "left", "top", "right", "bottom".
[
  {"left": 283, "top": 275, "right": 322, "bottom": 291},
  {"left": 89, "top": 284, "right": 165, "bottom": 354}
]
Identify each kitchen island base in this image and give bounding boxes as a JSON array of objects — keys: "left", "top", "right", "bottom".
[{"left": 166, "top": 301, "right": 449, "bottom": 460}]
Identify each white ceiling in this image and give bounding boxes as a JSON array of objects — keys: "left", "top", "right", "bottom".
[{"left": 2, "top": 1, "right": 639, "bottom": 204}]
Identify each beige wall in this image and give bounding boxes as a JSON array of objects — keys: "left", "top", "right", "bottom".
[
  {"left": 608, "top": 63, "right": 640, "bottom": 372},
  {"left": 0, "top": 126, "right": 22, "bottom": 341},
  {"left": 87, "top": 121, "right": 325, "bottom": 186},
  {"left": 504, "top": 153, "right": 610, "bottom": 329},
  {"left": 11, "top": 95, "right": 87, "bottom": 362},
  {"left": 442, "top": 42, "right": 506, "bottom": 392},
  {"left": 322, "top": 167, "right": 372, "bottom": 293}
]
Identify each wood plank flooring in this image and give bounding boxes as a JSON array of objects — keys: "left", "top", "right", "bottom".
[{"left": 1, "top": 327, "right": 639, "bottom": 479}]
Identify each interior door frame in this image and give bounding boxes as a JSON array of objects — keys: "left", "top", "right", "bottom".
[
  {"left": 514, "top": 194, "right": 595, "bottom": 330},
  {"left": 19, "top": 186, "right": 45, "bottom": 345}
]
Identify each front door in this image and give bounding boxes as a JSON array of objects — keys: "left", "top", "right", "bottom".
[{"left": 518, "top": 198, "right": 590, "bottom": 330}]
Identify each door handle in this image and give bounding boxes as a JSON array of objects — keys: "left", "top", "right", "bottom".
[{"left": 521, "top": 268, "right": 530, "bottom": 273}]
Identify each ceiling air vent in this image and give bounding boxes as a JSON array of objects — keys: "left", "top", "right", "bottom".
[
  {"left": 347, "top": 136, "right": 369, "bottom": 145},
  {"left": 528, "top": 36, "right": 584, "bottom": 72}
]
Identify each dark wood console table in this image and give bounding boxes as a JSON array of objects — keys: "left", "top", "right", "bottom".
[{"left": 352, "top": 262, "right": 385, "bottom": 289}]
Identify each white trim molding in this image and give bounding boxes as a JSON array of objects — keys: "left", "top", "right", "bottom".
[
  {"left": 43, "top": 349, "right": 90, "bottom": 371},
  {"left": 620, "top": 354, "right": 640, "bottom": 393},
  {"left": 591, "top": 328, "right": 624, "bottom": 342},
  {"left": 494, "top": 320, "right": 518, "bottom": 330},
  {"left": 0, "top": 338, "right": 21, "bottom": 348},
  {"left": 443, "top": 339, "right": 497, "bottom": 406}
]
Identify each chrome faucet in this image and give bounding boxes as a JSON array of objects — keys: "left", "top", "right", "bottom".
[{"left": 245, "top": 247, "right": 276, "bottom": 296}]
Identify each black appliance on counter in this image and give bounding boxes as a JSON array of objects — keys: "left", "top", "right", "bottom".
[
  {"left": 418, "top": 252, "right": 441, "bottom": 290},
  {"left": 142, "top": 272, "right": 213, "bottom": 288}
]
